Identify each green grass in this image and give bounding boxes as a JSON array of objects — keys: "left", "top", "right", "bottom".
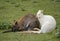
[
  {"left": 0, "top": 0, "right": 60, "bottom": 41},
  {"left": 0, "top": 30, "right": 60, "bottom": 41}
]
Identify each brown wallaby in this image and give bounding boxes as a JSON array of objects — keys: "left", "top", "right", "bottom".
[{"left": 3, "top": 14, "right": 40, "bottom": 33}]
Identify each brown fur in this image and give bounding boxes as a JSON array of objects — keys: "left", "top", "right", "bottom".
[{"left": 3, "top": 14, "right": 40, "bottom": 33}]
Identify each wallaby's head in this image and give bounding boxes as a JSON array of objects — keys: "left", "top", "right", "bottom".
[
  {"left": 36, "top": 10, "right": 43, "bottom": 18},
  {"left": 12, "top": 21, "right": 19, "bottom": 32}
]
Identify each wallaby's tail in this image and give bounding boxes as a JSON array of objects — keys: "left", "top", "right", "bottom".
[{"left": 3, "top": 29, "right": 12, "bottom": 33}]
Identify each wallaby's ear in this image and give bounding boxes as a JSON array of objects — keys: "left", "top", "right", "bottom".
[
  {"left": 14, "top": 20, "right": 18, "bottom": 25},
  {"left": 15, "top": 21, "right": 18, "bottom": 25}
]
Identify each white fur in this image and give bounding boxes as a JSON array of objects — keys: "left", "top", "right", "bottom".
[{"left": 33, "top": 10, "right": 56, "bottom": 34}]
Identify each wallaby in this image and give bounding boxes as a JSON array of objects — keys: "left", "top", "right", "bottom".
[{"left": 32, "top": 10, "right": 56, "bottom": 34}]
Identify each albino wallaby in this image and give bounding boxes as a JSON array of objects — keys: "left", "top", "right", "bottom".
[{"left": 32, "top": 10, "right": 56, "bottom": 34}]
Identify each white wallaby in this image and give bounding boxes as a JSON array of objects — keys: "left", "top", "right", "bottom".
[{"left": 32, "top": 10, "right": 56, "bottom": 34}]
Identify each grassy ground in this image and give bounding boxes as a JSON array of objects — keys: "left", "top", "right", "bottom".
[
  {"left": 0, "top": 0, "right": 60, "bottom": 41},
  {"left": 0, "top": 30, "right": 59, "bottom": 41}
]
